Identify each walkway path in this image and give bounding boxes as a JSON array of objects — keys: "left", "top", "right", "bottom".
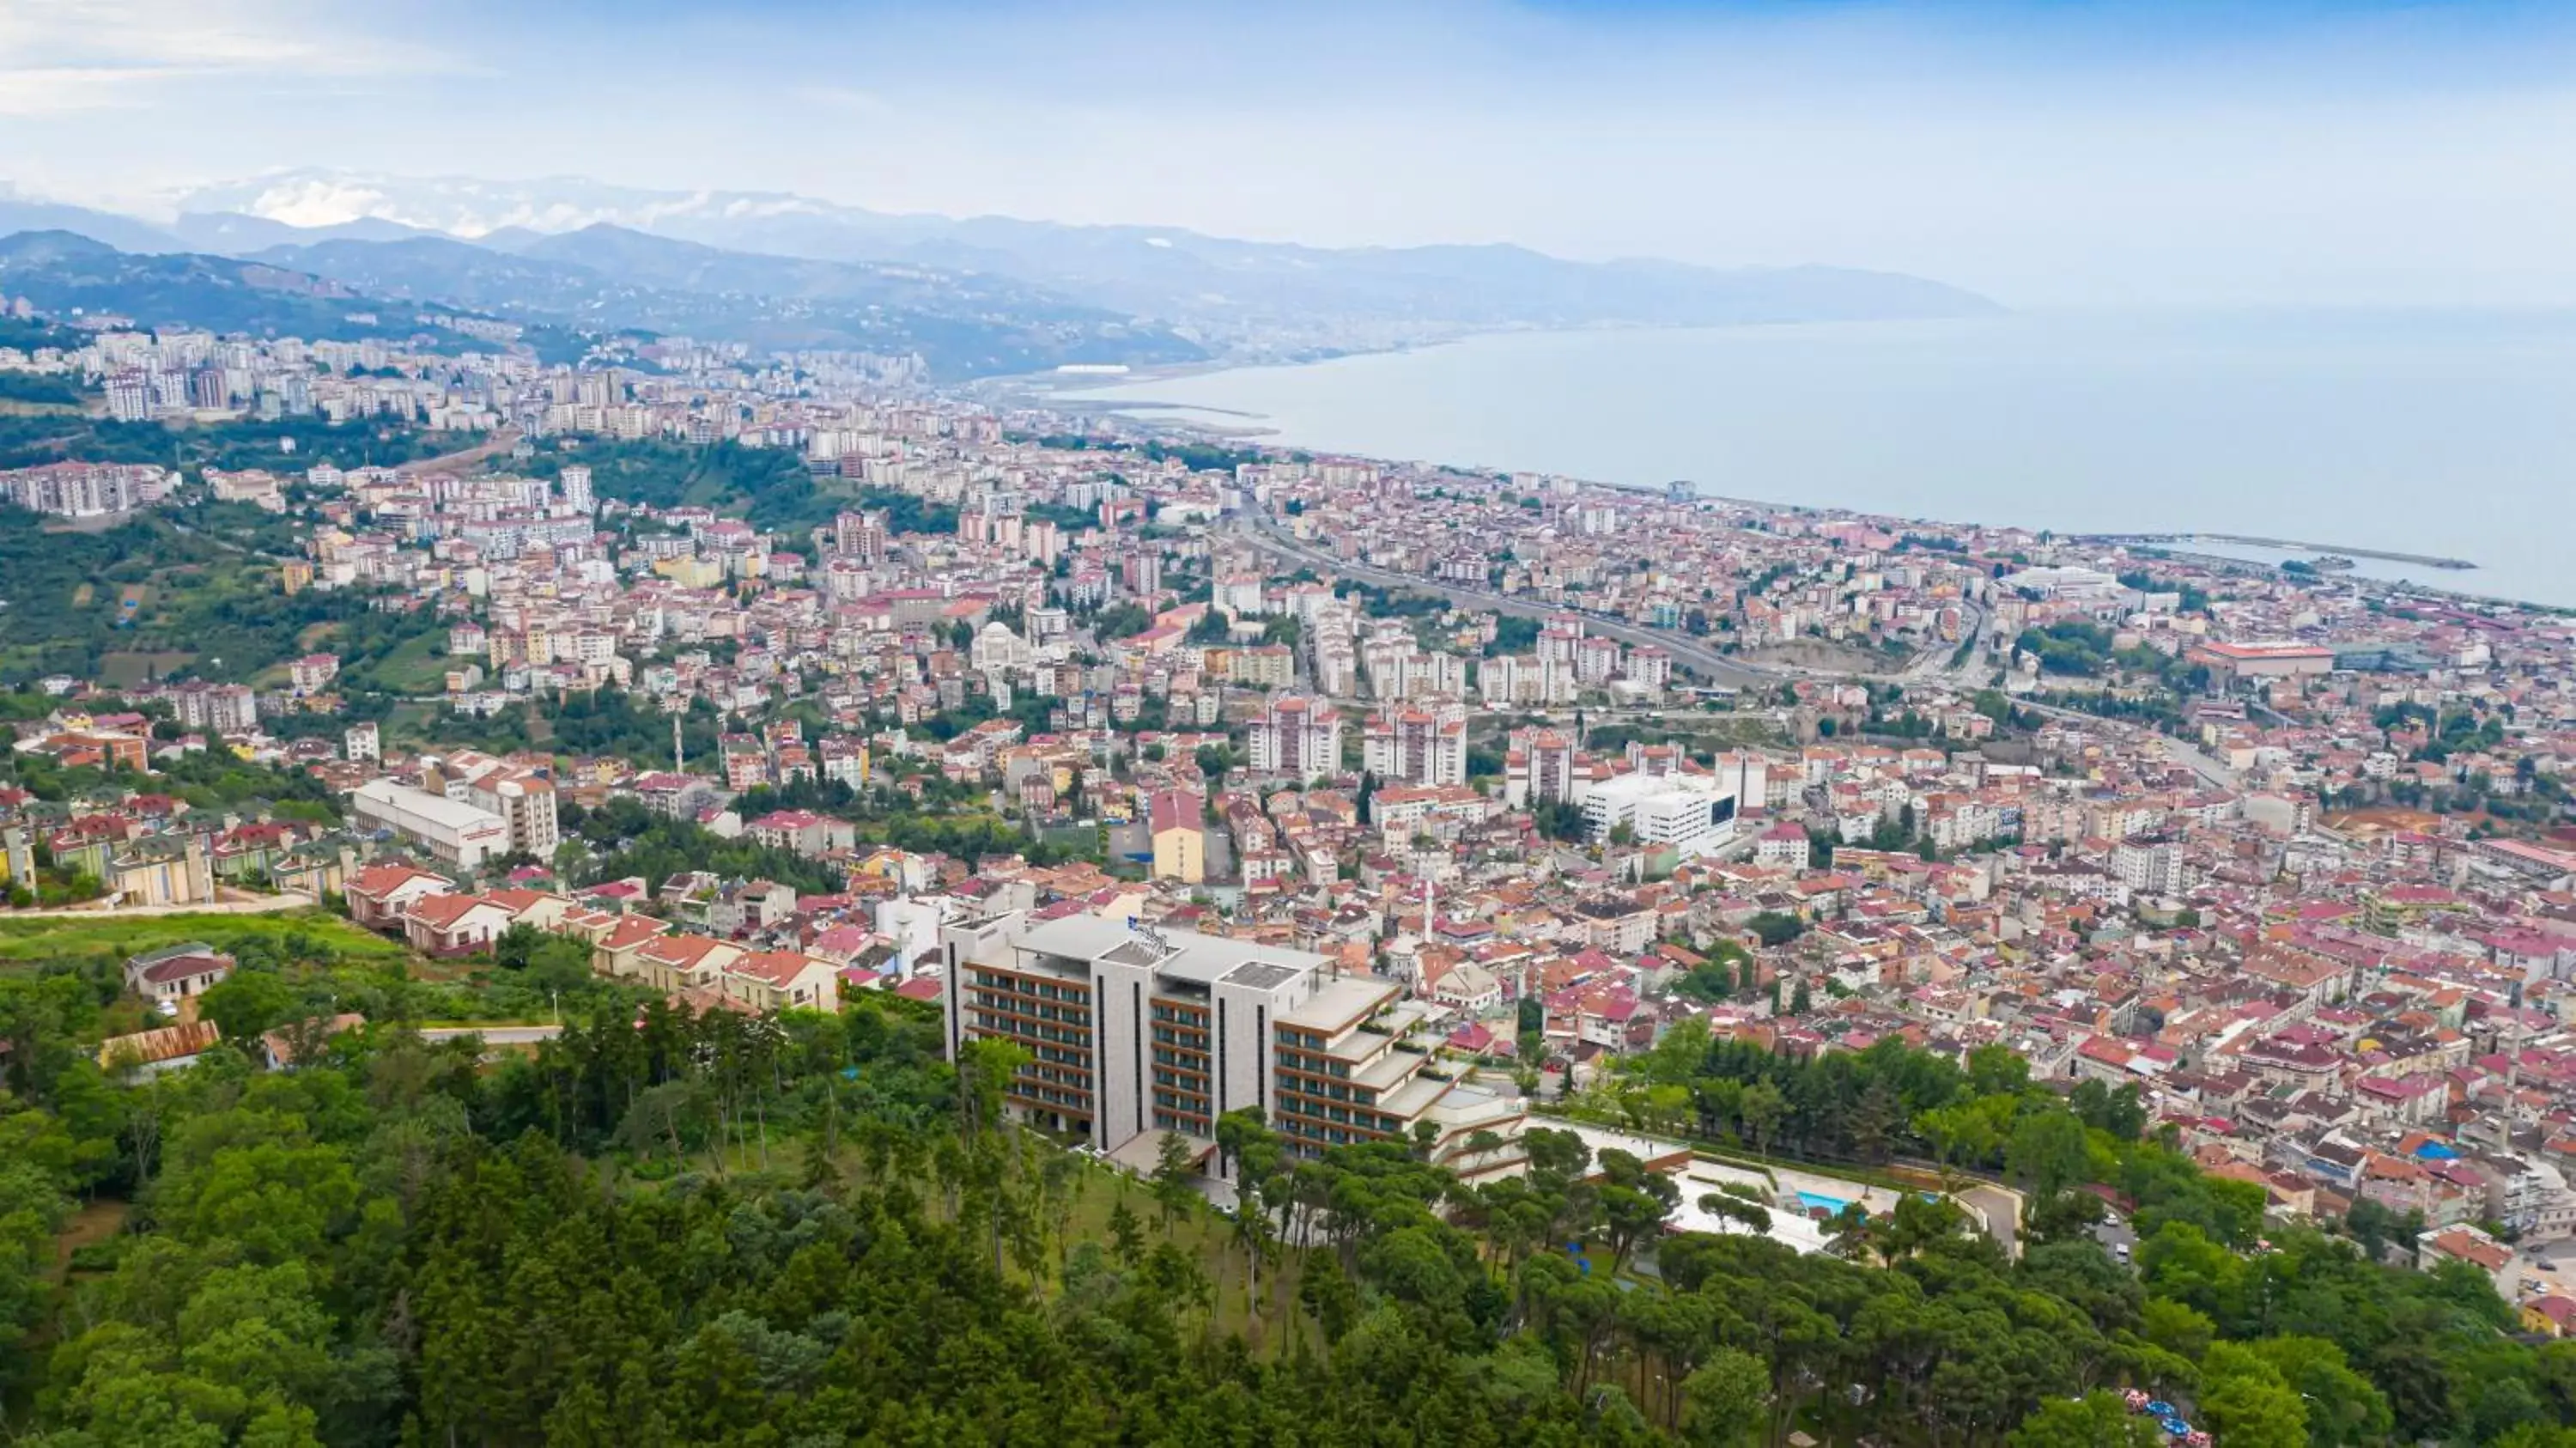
[{"left": 2, "top": 891, "right": 316, "bottom": 920}]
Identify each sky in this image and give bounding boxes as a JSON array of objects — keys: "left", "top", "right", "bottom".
[{"left": 7, "top": 0, "right": 2576, "bottom": 306}]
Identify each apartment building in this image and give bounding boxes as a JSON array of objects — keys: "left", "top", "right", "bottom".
[
  {"left": 1246, "top": 696, "right": 1342, "bottom": 779},
  {"left": 463, "top": 768, "right": 559, "bottom": 859},
  {"left": 939, "top": 911, "right": 1523, "bottom": 1174},
  {"left": 1362, "top": 703, "right": 1467, "bottom": 788},
  {"left": 1273, "top": 974, "right": 1526, "bottom": 1171},
  {"left": 940, "top": 912, "right": 1323, "bottom": 1155}
]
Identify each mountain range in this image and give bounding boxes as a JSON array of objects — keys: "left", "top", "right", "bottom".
[
  {"left": 0, "top": 170, "right": 2002, "bottom": 377},
  {"left": 0, "top": 229, "right": 491, "bottom": 352}
]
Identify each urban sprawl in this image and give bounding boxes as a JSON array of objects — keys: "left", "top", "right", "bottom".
[{"left": 10, "top": 303, "right": 2576, "bottom": 1318}]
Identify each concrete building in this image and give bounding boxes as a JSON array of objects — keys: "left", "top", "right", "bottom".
[
  {"left": 1149, "top": 789, "right": 1207, "bottom": 885},
  {"left": 1363, "top": 703, "right": 1467, "bottom": 788},
  {"left": 350, "top": 779, "right": 510, "bottom": 869},
  {"left": 1583, "top": 773, "right": 1751, "bottom": 858},
  {"left": 459, "top": 768, "right": 559, "bottom": 860},
  {"left": 939, "top": 911, "right": 1523, "bottom": 1173},
  {"left": 1246, "top": 696, "right": 1342, "bottom": 779}
]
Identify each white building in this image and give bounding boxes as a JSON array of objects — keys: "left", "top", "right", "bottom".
[
  {"left": 350, "top": 779, "right": 509, "bottom": 868},
  {"left": 874, "top": 894, "right": 962, "bottom": 979},
  {"left": 939, "top": 912, "right": 1332, "bottom": 1158},
  {"left": 1582, "top": 773, "right": 1747, "bottom": 858},
  {"left": 939, "top": 911, "right": 1523, "bottom": 1172},
  {"left": 2111, "top": 839, "right": 2189, "bottom": 895}
]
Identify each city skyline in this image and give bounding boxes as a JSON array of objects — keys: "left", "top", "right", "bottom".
[{"left": 7, "top": 0, "right": 2576, "bottom": 306}]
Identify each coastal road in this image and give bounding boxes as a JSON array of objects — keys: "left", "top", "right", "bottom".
[{"left": 1230, "top": 515, "right": 1784, "bottom": 690}]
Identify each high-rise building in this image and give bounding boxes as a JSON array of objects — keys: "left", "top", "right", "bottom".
[
  {"left": 833, "top": 509, "right": 889, "bottom": 564},
  {"left": 939, "top": 913, "right": 1525, "bottom": 1171},
  {"left": 1246, "top": 696, "right": 1342, "bottom": 779},
  {"left": 104, "top": 371, "right": 150, "bottom": 423},
  {"left": 556, "top": 464, "right": 593, "bottom": 515},
  {"left": 1362, "top": 703, "right": 1467, "bottom": 788}
]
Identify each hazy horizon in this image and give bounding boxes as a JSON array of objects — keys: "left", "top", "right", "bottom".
[{"left": 9, "top": 1, "right": 2576, "bottom": 308}]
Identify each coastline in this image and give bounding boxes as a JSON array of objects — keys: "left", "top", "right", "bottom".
[{"left": 1015, "top": 314, "right": 2575, "bottom": 613}]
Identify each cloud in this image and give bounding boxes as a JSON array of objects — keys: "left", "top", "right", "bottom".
[
  {"left": 11, "top": 0, "right": 2576, "bottom": 305},
  {"left": 0, "top": 0, "right": 461, "bottom": 113}
]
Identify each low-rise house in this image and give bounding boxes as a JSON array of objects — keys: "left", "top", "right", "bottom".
[
  {"left": 259, "top": 1013, "right": 367, "bottom": 1070},
  {"left": 635, "top": 933, "right": 746, "bottom": 995},
  {"left": 722, "top": 950, "right": 842, "bottom": 1013},
  {"left": 403, "top": 892, "right": 517, "bottom": 957},
  {"left": 97, "top": 1020, "right": 222, "bottom": 1079},
  {"left": 121, "top": 943, "right": 234, "bottom": 1004},
  {"left": 590, "top": 914, "right": 671, "bottom": 978},
  {"left": 346, "top": 861, "right": 456, "bottom": 928}
]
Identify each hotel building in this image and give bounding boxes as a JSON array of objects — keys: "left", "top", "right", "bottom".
[{"left": 939, "top": 911, "right": 1524, "bottom": 1174}]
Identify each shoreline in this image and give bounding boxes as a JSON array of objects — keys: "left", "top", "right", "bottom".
[
  {"left": 2078, "top": 532, "right": 2476, "bottom": 571},
  {"left": 1006, "top": 323, "right": 2572, "bottom": 615}
]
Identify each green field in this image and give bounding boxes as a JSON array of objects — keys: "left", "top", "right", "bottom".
[
  {"left": 0, "top": 910, "right": 406, "bottom": 970},
  {"left": 355, "top": 628, "right": 451, "bottom": 692},
  {"left": 97, "top": 650, "right": 195, "bottom": 688}
]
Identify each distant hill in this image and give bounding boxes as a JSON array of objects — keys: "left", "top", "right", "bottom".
[
  {"left": 0, "top": 223, "right": 1206, "bottom": 378},
  {"left": 0, "top": 231, "right": 489, "bottom": 347},
  {"left": 171, "top": 210, "right": 452, "bottom": 253},
  {"left": 0, "top": 197, "right": 183, "bottom": 256},
  {"left": 1, "top": 170, "right": 2003, "bottom": 371},
  {"left": 173, "top": 169, "right": 2002, "bottom": 354},
  {"left": 248, "top": 225, "right": 1212, "bottom": 377}
]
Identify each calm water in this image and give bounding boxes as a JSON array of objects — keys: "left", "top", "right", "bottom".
[{"left": 1065, "top": 311, "right": 2576, "bottom": 607}]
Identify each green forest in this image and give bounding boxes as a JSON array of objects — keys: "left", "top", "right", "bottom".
[
  {"left": 0, "top": 509, "right": 445, "bottom": 686},
  {"left": 1, "top": 948, "right": 2570, "bottom": 1448},
  {"left": 523, "top": 440, "right": 956, "bottom": 539},
  {"left": 0, "top": 415, "right": 459, "bottom": 475}
]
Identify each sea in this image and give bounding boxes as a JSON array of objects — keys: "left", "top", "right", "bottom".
[{"left": 1058, "top": 309, "right": 2576, "bottom": 609}]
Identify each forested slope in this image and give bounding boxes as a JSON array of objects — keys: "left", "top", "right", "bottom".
[{"left": 0, "top": 972, "right": 2567, "bottom": 1447}]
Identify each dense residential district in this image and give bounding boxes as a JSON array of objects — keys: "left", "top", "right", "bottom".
[{"left": 6, "top": 300, "right": 2576, "bottom": 1446}]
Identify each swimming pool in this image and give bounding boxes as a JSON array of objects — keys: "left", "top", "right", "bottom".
[{"left": 1795, "top": 1190, "right": 1851, "bottom": 1215}]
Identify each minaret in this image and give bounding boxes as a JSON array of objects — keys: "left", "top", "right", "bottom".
[{"left": 673, "top": 713, "right": 684, "bottom": 774}]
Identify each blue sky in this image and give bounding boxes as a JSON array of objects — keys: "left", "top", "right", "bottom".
[{"left": 6, "top": 0, "right": 2576, "bottom": 305}]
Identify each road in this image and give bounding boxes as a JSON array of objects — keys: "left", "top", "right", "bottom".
[
  {"left": 2009, "top": 697, "right": 2240, "bottom": 789},
  {"left": 3, "top": 891, "right": 317, "bottom": 919},
  {"left": 394, "top": 428, "right": 522, "bottom": 478},
  {"left": 1961, "top": 1183, "right": 2024, "bottom": 1258},
  {"left": 2093, "top": 1210, "right": 2138, "bottom": 1264}
]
